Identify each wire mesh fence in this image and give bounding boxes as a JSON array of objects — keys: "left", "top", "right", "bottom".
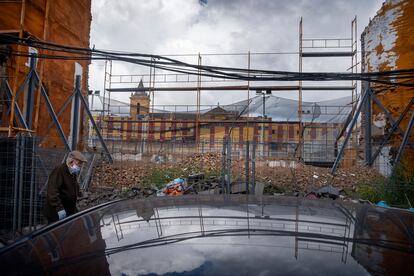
[
  {"left": 0, "top": 130, "right": 409, "bottom": 241},
  {"left": 0, "top": 135, "right": 68, "bottom": 240},
  {"left": 86, "top": 136, "right": 359, "bottom": 164},
  {"left": 85, "top": 135, "right": 364, "bottom": 194},
  {"left": 0, "top": 135, "right": 41, "bottom": 236}
]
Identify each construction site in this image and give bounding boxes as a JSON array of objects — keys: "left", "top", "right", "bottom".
[{"left": 0, "top": 0, "right": 414, "bottom": 274}]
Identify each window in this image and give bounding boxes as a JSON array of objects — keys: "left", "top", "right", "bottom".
[
  {"left": 136, "top": 103, "right": 140, "bottom": 114},
  {"left": 112, "top": 123, "right": 121, "bottom": 130},
  {"left": 289, "top": 125, "right": 294, "bottom": 139}
]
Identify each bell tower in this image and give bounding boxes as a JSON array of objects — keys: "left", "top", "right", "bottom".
[{"left": 130, "top": 79, "right": 150, "bottom": 117}]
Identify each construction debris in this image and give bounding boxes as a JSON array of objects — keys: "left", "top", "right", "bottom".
[
  {"left": 157, "top": 178, "right": 186, "bottom": 196},
  {"left": 82, "top": 153, "right": 386, "bottom": 210},
  {"left": 257, "top": 162, "right": 383, "bottom": 193},
  {"left": 92, "top": 156, "right": 382, "bottom": 193},
  {"left": 316, "top": 185, "right": 340, "bottom": 199},
  {"left": 178, "top": 153, "right": 222, "bottom": 173}
]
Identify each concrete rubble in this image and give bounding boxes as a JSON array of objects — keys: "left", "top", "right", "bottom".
[{"left": 79, "top": 153, "right": 384, "bottom": 210}]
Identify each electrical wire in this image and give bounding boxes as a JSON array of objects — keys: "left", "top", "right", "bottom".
[{"left": 1, "top": 34, "right": 414, "bottom": 87}]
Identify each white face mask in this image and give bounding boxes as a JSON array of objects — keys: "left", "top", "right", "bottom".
[{"left": 70, "top": 164, "right": 81, "bottom": 174}]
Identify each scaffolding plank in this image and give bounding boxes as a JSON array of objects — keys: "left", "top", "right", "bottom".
[{"left": 301, "top": 52, "right": 354, "bottom": 57}]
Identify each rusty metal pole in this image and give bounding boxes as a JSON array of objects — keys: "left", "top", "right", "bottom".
[
  {"left": 196, "top": 53, "right": 201, "bottom": 152},
  {"left": 221, "top": 139, "right": 226, "bottom": 193},
  {"left": 245, "top": 140, "right": 250, "bottom": 194},
  {"left": 252, "top": 139, "right": 256, "bottom": 193},
  {"left": 9, "top": 0, "right": 26, "bottom": 137},
  {"left": 297, "top": 17, "right": 303, "bottom": 161},
  {"left": 227, "top": 137, "right": 232, "bottom": 193},
  {"left": 246, "top": 51, "right": 251, "bottom": 144},
  {"left": 33, "top": 0, "right": 50, "bottom": 132}
]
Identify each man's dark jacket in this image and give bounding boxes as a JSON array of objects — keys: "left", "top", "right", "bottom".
[{"left": 43, "top": 163, "right": 79, "bottom": 222}]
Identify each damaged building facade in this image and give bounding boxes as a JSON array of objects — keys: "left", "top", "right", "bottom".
[{"left": 361, "top": 0, "right": 414, "bottom": 175}]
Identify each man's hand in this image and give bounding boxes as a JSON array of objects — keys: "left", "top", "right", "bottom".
[{"left": 57, "top": 209, "right": 66, "bottom": 220}]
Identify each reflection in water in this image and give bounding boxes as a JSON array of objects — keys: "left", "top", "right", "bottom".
[
  {"left": 101, "top": 196, "right": 362, "bottom": 275},
  {"left": 141, "top": 261, "right": 214, "bottom": 276},
  {"left": 352, "top": 205, "right": 414, "bottom": 275},
  {"left": 2, "top": 212, "right": 110, "bottom": 275},
  {"left": 1, "top": 195, "right": 414, "bottom": 275}
]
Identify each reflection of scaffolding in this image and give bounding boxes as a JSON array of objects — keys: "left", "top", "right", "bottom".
[
  {"left": 112, "top": 213, "right": 124, "bottom": 241},
  {"left": 107, "top": 199, "right": 355, "bottom": 262}
]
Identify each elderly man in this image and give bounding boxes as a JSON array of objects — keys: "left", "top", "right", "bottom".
[{"left": 43, "top": 150, "right": 87, "bottom": 224}]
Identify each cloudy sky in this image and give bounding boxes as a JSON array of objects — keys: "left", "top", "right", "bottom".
[{"left": 89, "top": 0, "right": 383, "bottom": 108}]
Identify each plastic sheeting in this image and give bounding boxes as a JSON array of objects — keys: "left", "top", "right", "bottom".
[{"left": 93, "top": 94, "right": 353, "bottom": 124}]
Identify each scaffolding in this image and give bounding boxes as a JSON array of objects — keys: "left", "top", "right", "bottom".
[
  {"left": 298, "top": 17, "right": 358, "bottom": 160},
  {"left": 101, "top": 52, "right": 356, "bottom": 162},
  {"left": 0, "top": 56, "right": 113, "bottom": 237}
]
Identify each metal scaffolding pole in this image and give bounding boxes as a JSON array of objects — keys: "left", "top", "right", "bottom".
[
  {"left": 331, "top": 87, "right": 370, "bottom": 174},
  {"left": 252, "top": 139, "right": 256, "bottom": 193},
  {"left": 372, "top": 94, "right": 414, "bottom": 149},
  {"left": 196, "top": 53, "right": 201, "bottom": 150},
  {"left": 262, "top": 95, "right": 266, "bottom": 156},
  {"left": 393, "top": 110, "right": 414, "bottom": 172},
  {"left": 364, "top": 85, "right": 372, "bottom": 166},
  {"left": 247, "top": 51, "right": 251, "bottom": 140},
  {"left": 245, "top": 140, "right": 250, "bottom": 194},
  {"left": 102, "top": 59, "right": 108, "bottom": 135},
  {"left": 12, "top": 136, "right": 20, "bottom": 234},
  {"left": 71, "top": 75, "right": 81, "bottom": 150},
  {"left": 298, "top": 17, "right": 303, "bottom": 161},
  {"left": 38, "top": 90, "right": 76, "bottom": 145},
  {"left": 17, "top": 135, "right": 24, "bottom": 233},
  {"left": 221, "top": 140, "right": 226, "bottom": 193},
  {"left": 227, "top": 137, "right": 232, "bottom": 193},
  {"left": 351, "top": 16, "right": 358, "bottom": 109},
  {"left": 106, "top": 85, "right": 354, "bottom": 93},
  {"left": 25, "top": 56, "right": 37, "bottom": 129},
  {"left": 4, "top": 82, "right": 30, "bottom": 131},
  {"left": 35, "top": 72, "right": 71, "bottom": 151},
  {"left": 8, "top": 0, "right": 26, "bottom": 137},
  {"left": 77, "top": 88, "right": 113, "bottom": 163},
  {"left": 370, "top": 97, "right": 414, "bottom": 166}
]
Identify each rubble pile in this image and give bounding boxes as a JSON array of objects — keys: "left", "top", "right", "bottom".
[
  {"left": 256, "top": 163, "right": 384, "bottom": 193},
  {"left": 177, "top": 153, "right": 222, "bottom": 173},
  {"left": 92, "top": 155, "right": 383, "bottom": 193},
  {"left": 91, "top": 153, "right": 224, "bottom": 189},
  {"left": 91, "top": 162, "right": 155, "bottom": 188},
  {"left": 84, "top": 154, "right": 385, "bottom": 210}
]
